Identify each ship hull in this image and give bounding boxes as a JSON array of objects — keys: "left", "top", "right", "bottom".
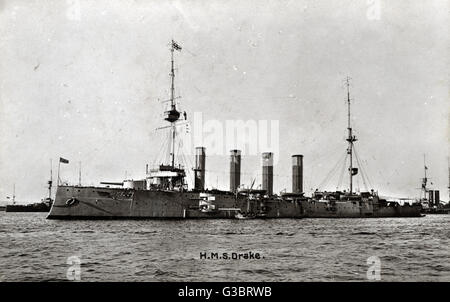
[
  {"left": 47, "top": 186, "right": 422, "bottom": 219},
  {"left": 5, "top": 204, "right": 50, "bottom": 212}
]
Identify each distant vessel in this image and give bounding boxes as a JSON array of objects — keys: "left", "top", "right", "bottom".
[
  {"left": 6, "top": 202, "right": 51, "bottom": 213},
  {"left": 47, "top": 42, "right": 421, "bottom": 219},
  {"left": 6, "top": 164, "right": 53, "bottom": 213},
  {"left": 417, "top": 156, "right": 450, "bottom": 214}
]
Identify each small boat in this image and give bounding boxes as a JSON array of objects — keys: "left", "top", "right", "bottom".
[{"left": 235, "top": 212, "right": 256, "bottom": 219}]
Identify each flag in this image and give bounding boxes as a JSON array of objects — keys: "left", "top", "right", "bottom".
[
  {"left": 172, "top": 40, "right": 182, "bottom": 51},
  {"left": 59, "top": 157, "right": 69, "bottom": 164}
]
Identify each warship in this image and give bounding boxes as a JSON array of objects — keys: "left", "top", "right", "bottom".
[
  {"left": 47, "top": 41, "right": 421, "bottom": 219},
  {"left": 5, "top": 201, "right": 51, "bottom": 213},
  {"left": 416, "top": 156, "right": 449, "bottom": 214},
  {"left": 6, "top": 167, "right": 53, "bottom": 213}
]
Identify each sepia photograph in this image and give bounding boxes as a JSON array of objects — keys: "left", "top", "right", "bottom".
[{"left": 0, "top": 0, "right": 448, "bottom": 293}]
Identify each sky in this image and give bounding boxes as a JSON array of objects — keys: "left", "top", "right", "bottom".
[{"left": 0, "top": 0, "right": 448, "bottom": 204}]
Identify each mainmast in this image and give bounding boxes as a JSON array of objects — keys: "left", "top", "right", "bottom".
[
  {"left": 345, "top": 77, "right": 357, "bottom": 194},
  {"left": 164, "top": 40, "right": 182, "bottom": 168}
]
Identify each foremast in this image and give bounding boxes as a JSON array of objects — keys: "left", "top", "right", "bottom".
[
  {"left": 148, "top": 40, "right": 186, "bottom": 191},
  {"left": 345, "top": 77, "right": 357, "bottom": 194},
  {"left": 166, "top": 40, "right": 183, "bottom": 168}
]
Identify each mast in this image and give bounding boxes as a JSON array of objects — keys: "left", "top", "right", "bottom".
[
  {"left": 170, "top": 41, "right": 176, "bottom": 112},
  {"left": 164, "top": 40, "right": 182, "bottom": 168},
  {"left": 13, "top": 183, "right": 16, "bottom": 204},
  {"left": 78, "top": 161, "right": 81, "bottom": 186},
  {"left": 422, "top": 154, "right": 428, "bottom": 200},
  {"left": 171, "top": 125, "right": 176, "bottom": 167},
  {"left": 345, "top": 77, "right": 357, "bottom": 194},
  {"left": 170, "top": 42, "right": 176, "bottom": 168},
  {"left": 48, "top": 159, "right": 53, "bottom": 200}
]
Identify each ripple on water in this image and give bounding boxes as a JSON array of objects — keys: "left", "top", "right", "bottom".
[{"left": 0, "top": 212, "right": 449, "bottom": 281}]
